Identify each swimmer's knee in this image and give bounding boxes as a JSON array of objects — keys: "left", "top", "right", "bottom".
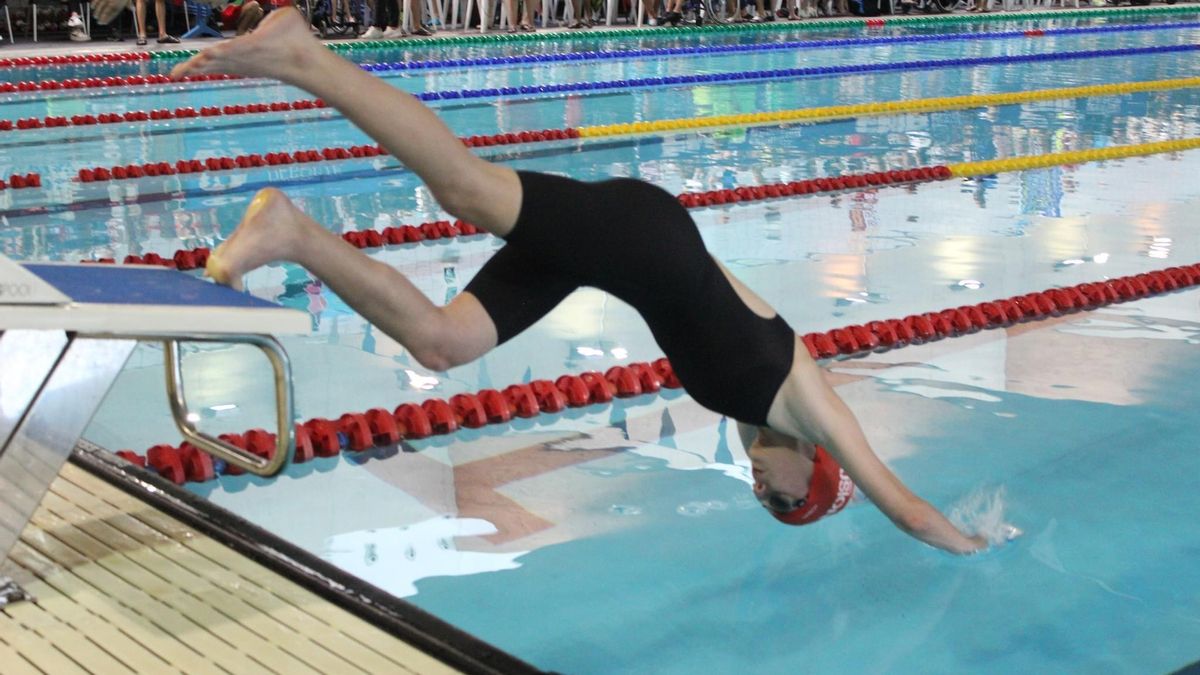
[{"left": 408, "top": 307, "right": 493, "bottom": 371}]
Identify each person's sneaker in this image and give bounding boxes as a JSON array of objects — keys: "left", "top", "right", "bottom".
[
  {"left": 382, "top": 26, "right": 405, "bottom": 38},
  {"left": 647, "top": 16, "right": 657, "bottom": 24},
  {"left": 359, "top": 25, "right": 384, "bottom": 38}
]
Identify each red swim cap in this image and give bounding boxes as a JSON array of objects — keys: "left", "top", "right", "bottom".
[{"left": 770, "top": 445, "right": 855, "bottom": 526}]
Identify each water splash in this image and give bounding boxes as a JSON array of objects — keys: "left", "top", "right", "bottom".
[{"left": 948, "top": 486, "right": 1022, "bottom": 547}]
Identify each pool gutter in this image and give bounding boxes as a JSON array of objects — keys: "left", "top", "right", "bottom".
[{"left": 70, "top": 440, "right": 551, "bottom": 675}]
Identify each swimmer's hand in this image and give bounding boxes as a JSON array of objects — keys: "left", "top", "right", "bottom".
[
  {"left": 948, "top": 487, "right": 1022, "bottom": 554},
  {"left": 964, "top": 524, "right": 1023, "bottom": 554},
  {"left": 92, "top": 0, "right": 131, "bottom": 25}
]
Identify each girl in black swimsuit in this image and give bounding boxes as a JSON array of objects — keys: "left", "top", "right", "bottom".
[{"left": 163, "top": 7, "right": 998, "bottom": 554}]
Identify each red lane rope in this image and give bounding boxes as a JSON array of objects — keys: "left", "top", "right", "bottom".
[
  {"left": 0, "top": 53, "right": 150, "bottom": 69},
  {"left": 0, "top": 72, "right": 235, "bottom": 95},
  {"left": 5, "top": 97, "right": 328, "bottom": 133},
  {"left": 81, "top": 164, "right": 951, "bottom": 269},
  {"left": 74, "top": 128, "right": 583, "bottom": 183},
  {"left": 116, "top": 262, "right": 1200, "bottom": 484}
]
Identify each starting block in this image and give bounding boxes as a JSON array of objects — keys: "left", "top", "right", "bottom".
[{"left": 0, "top": 255, "right": 308, "bottom": 606}]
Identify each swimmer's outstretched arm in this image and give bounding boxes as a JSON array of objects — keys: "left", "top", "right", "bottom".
[
  {"left": 765, "top": 352, "right": 989, "bottom": 554},
  {"left": 170, "top": 8, "right": 523, "bottom": 237}
]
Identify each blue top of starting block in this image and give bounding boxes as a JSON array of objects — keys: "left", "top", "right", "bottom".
[{"left": 24, "top": 264, "right": 280, "bottom": 309}]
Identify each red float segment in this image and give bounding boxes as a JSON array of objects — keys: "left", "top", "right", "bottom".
[
  {"left": 216, "top": 433, "right": 249, "bottom": 475},
  {"left": 364, "top": 407, "right": 402, "bottom": 445},
  {"left": 476, "top": 389, "right": 513, "bottom": 424},
  {"left": 555, "top": 375, "right": 591, "bottom": 407},
  {"left": 146, "top": 444, "right": 186, "bottom": 485},
  {"left": 244, "top": 429, "right": 277, "bottom": 461},
  {"left": 450, "top": 394, "right": 488, "bottom": 428},
  {"left": 303, "top": 418, "right": 342, "bottom": 456},
  {"left": 293, "top": 424, "right": 316, "bottom": 463},
  {"left": 503, "top": 384, "right": 541, "bottom": 418},
  {"left": 178, "top": 442, "right": 216, "bottom": 482},
  {"left": 115, "top": 450, "right": 147, "bottom": 467},
  {"left": 580, "top": 371, "right": 616, "bottom": 403},
  {"left": 626, "top": 362, "right": 662, "bottom": 393},
  {"left": 338, "top": 413, "right": 375, "bottom": 451},
  {"left": 394, "top": 402, "right": 433, "bottom": 439},
  {"left": 848, "top": 324, "right": 881, "bottom": 351},
  {"left": 605, "top": 366, "right": 644, "bottom": 397},
  {"left": 422, "top": 398, "right": 459, "bottom": 435},
  {"left": 529, "top": 379, "right": 567, "bottom": 413},
  {"left": 652, "top": 358, "right": 682, "bottom": 389}
]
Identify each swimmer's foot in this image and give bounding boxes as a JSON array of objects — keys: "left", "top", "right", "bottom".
[
  {"left": 208, "top": 188, "right": 312, "bottom": 291},
  {"left": 169, "top": 8, "right": 319, "bottom": 83}
]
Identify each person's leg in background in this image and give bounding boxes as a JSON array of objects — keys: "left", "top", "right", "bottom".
[
  {"left": 409, "top": 0, "right": 430, "bottom": 35},
  {"left": 135, "top": 0, "right": 178, "bottom": 43},
  {"left": 236, "top": 0, "right": 264, "bottom": 33},
  {"left": 381, "top": 0, "right": 403, "bottom": 36},
  {"left": 360, "top": 0, "right": 393, "bottom": 37}
]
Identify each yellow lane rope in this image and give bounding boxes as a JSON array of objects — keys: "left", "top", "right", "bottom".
[
  {"left": 947, "top": 138, "right": 1200, "bottom": 176},
  {"left": 576, "top": 77, "right": 1200, "bottom": 138}
]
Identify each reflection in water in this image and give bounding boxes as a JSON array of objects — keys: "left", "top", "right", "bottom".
[{"left": 323, "top": 518, "right": 527, "bottom": 598}]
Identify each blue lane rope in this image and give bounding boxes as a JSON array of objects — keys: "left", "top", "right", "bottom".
[
  {"left": 364, "top": 19, "right": 1200, "bottom": 74},
  {"left": 409, "top": 42, "right": 1200, "bottom": 102}
]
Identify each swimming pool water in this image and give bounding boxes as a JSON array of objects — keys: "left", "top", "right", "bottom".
[{"left": 6, "top": 12, "right": 1200, "bottom": 673}]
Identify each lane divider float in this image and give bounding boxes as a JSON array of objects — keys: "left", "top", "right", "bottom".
[
  {"left": 78, "top": 132, "right": 1200, "bottom": 268},
  {"left": 147, "top": 5, "right": 1200, "bottom": 59},
  {"left": 65, "top": 76, "right": 1200, "bottom": 186},
  {"left": 0, "top": 52, "right": 149, "bottom": 69},
  {"left": 576, "top": 76, "right": 1200, "bottom": 137},
  {"left": 249, "top": 43, "right": 1200, "bottom": 103},
  {"left": 4, "top": 16, "right": 1194, "bottom": 80},
  {"left": 0, "top": 173, "right": 40, "bottom": 190},
  {"left": 10, "top": 38, "right": 1198, "bottom": 103},
  {"left": 358, "top": 20, "right": 1200, "bottom": 75},
  {"left": 0, "top": 72, "right": 235, "bottom": 95},
  {"left": 116, "top": 262, "right": 1200, "bottom": 485},
  {"left": 3, "top": 98, "right": 327, "bottom": 133},
  {"left": 9, "top": 41, "right": 1198, "bottom": 139},
  {"left": 81, "top": 165, "right": 945, "bottom": 268},
  {"left": 74, "top": 129, "right": 580, "bottom": 183}
]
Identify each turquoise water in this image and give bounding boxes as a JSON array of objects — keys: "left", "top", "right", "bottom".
[{"left": 6, "top": 13, "right": 1200, "bottom": 673}]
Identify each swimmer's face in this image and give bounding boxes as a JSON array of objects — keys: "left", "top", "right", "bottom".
[{"left": 748, "top": 442, "right": 813, "bottom": 515}]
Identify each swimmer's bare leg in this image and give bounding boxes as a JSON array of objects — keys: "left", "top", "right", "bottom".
[
  {"left": 170, "top": 8, "right": 522, "bottom": 237},
  {"left": 210, "top": 188, "right": 497, "bottom": 371}
]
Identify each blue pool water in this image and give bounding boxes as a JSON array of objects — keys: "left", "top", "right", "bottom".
[{"left": 6, "top": 11, "right": 1200, "bottom": 673}]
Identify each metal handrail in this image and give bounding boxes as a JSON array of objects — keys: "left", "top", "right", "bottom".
[{"left": 162, "top": 335, "right": 295, "bottom": 476}]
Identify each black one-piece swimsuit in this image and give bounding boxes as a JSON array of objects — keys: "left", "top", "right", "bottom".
[{"left": 463, "top": 171, "right": 797, "bottom": 426}]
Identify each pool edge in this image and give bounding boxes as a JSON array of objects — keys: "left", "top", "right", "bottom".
[{"left": 69, "top": 439, "right": 551, "bottom": 675}]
